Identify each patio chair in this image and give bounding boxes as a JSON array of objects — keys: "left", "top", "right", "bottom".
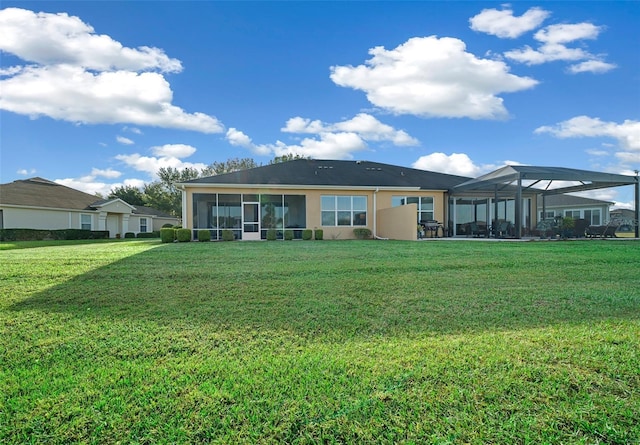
[
  {"left": 468, "top": 221, "right": 487, "bottom": 237},
  {"left": 495, "top": 221, "right": 511, "bottom": 238}
]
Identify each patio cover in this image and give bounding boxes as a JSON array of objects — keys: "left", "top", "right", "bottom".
[{"left": 451, "top": 165, "right": 639, "bottom": 238}]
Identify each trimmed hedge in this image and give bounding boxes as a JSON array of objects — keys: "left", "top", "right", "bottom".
[
  {"left": 353, "top": 228, "right": 371, "bottom": 239},
  {"left": 302, "top": 229, "right": 313, "bottom": 240},
  {"left": 136, "top": 231, "right": 160, "bottom": 238},
  {"left": 284, "top": 230, "right": 294, "bottom": 240},
  {"left": 176, "top": 228, "right": 192, "bottom": 242},
  {"left": 160, "top": 228, "right": 175, "bottom": 243},
  {"left": 0, "top": 228, "right": 109, "bottom": 241},
  {"left": 314, "top": 229, "right": 324, "bottom": 240},
  {"left": 124, "top": 232, "right": 136, "bottom": 239},
  {"left": 266, "top": 229, "right": 277, "bottom": 241},
  {"left": 197, "top": 230, "right": 211, "bottom": 242},
  {"left": 222, "top": 229, "right": 235, "bottom": 241}
]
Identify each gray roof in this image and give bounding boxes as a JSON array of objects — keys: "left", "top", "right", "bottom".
[
  {"left": 183, "top": 159, "right": 471, "bottom": 190},
  {"left": 453, "top": 165, "right": 638, "bottom": 194},
  {"left": 0, "top": 177, "right": 173, "bottom": 217}
]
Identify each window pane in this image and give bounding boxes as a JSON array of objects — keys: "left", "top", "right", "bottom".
[
  {"left": 243, "top": 194, "right": 259, "bottom": 202},
  {"left": 284, "top": 195, "right": 306, "bottom": 228},
  {"left": 321, "top": 195, "right": 335, "bottom": 211},
  {"left": 407, "top": 197, "right": 419, "bottom": 205},
  {"left": 352, "top": 196, "right": 367, "bottom": 210},
  {"left": 337, "top": 211, "right": 351, "bottom": 225},
  {"left": 322, "top": 211, "right": 335, "bottom": 226},
  {"left": 337, "top": 196, "right": 351, "bottom": 211},
  {"left": 392, "top": 196, "right": 404, "bottom": 207},
  {"left": 420, "top": 197, "right": 434, "bottom": 210},
  {"left": 354, "top": 212, "right": 367, "bottom": 226}
]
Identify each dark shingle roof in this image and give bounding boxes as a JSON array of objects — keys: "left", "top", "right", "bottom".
[
  {"left": 183, "top": 159, "right": 471, "bottom": 190},
  {"left": 0, "top": 177, "right": 174, "bottom": 217}
]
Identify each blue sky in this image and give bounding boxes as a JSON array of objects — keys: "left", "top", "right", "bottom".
[{"left": 1, "top": 2, "right": 639, "bottom": 207}]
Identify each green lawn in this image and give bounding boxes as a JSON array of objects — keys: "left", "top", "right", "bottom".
[{"left": 1, "top": 239, "right": 639, "bottom": 444}]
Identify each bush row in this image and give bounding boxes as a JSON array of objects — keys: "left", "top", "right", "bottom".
[
  {"left": 0, "top": 228, "right": 110, "bottom": 241},
  {"left": 161, "top": 228, "right": 327, "bottom": 243}
]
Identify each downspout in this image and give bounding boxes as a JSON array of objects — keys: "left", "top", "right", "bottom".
[
  {"left": 181, "top": 187, "right": 188, "bottom": 229},
  {"left": 373, "top": 187, "right": 378, "bottom": 238},
  {"left": 515, "top": 174, "right": 522, "bottom": 238},
  {"left": 635, "top": 173, "right": 639, "bottom": 238}
]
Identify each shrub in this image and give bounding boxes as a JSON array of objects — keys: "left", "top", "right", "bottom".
[
  {"left": 124, "top": 232, "right": 136, "bottom": 239},
  {"left": 266, "top": 229, "right": 277, "bottom": 241},
  {"left": 222, "top": 229, "right": 235, "bottom": 241},
  {"left": 197, "top": 230, "right": 211, "bottom": 242},
  {"left": 314, "top": 229, "right": 323, "bottom": 240},
  {"left": 284, "top": 230, "right": 294, "bottom": 240},
  {"left": 302, "top": 229, "right": 313, "bottom": 240},
  {"left": 353, "top": 228, "right": 371, "bottom": 239},
  {"left": 161, "top": 223, "right": 174, "bottom": 228},
  {"left": 160, "top": 228, "right": 175, "bottom": 243},
  {"left": 136, "top": 231, "right": 159, "bottom": 238},
  {"left": 176, "top": 228, "right": 191, "bottom": 242}
]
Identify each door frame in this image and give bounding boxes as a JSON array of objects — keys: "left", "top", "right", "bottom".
[{"left": 242, "top": 202, "right": 261, "bottom": 241}]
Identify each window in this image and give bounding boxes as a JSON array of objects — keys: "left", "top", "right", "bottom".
[
  {"left": 584, "top": 209, "right": 601, "bottom": 225},
  {"left": 321, "top": 195, "right": 367, "bottom": 226},
  {"left": 540, "top": 211, "right": 555, "bottom": 220},
  {"left": 80, "top": 214, "right": 92, "bottom": 230},
  {"left": 392, "top": 196, "right": 434, "bottom": 222},
  {"left": 565, "top": 210, "right": 581, "bottom": 219},
  {"left": 139, "top": 218, "right": 148, "bottom": 233}
]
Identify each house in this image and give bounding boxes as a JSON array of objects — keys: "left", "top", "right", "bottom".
[
  {"left": 0, "top": 177, "right": 179, "bottom": 237},
  {"left": 537, "top": 194, "right": 612, "bottom": 226},
  {"left": 179, "top": 160, "right": 639, "bottom": 240}
]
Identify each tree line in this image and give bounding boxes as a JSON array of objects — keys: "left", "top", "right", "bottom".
[{"left": 107, "top": 155, "right": 303, "bottom": 217}]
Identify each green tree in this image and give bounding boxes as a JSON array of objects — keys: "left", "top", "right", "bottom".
[
  {"left": 201, "top": 157, "right": 259, "bottom": 177},
  {"left": 269, "top": 153, "right": 308, "bottom": 164},
  {"left": 144, "top": 167, "right": 200, "bottom": 217},
  {"left": 108, "top": 185, "right": 146, "bottom": 206}
]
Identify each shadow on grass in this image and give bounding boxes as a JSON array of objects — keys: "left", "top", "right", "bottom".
[{"left": 9, "top": 241, "right": 640, "bottom": 338}]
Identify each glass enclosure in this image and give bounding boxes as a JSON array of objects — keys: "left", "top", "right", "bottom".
[
  {"left": 193, "top": 193, "right": 306, "bottom": 240},
  {"left": 449, "top": 196, "right": 531, "bottom": 237}
]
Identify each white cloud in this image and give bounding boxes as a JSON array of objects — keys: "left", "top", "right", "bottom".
[
  {"left": 227, "top": 113, "right": 418, "bottom": 159},
  {"left": 568, "top": 60, "right": 616, "bottom": 74},
  {"left": 17, "top": 168, "right": 37, "bottom": 176},
  {"left": 469, "top": 7, "right": 550, "bottom": 39},
  {"left": 116, "top": 136, "right": 134, "bottom": 145},
  {"left": 91, "top": 167, "right": 121, "bottom": 179},
  {"left": 0, "top": 8, "right": 181, "bottom": 72},
  {"left": 55, "top": 177, "right": 114, "bottom": 196},
  {"left": 0, "top": 8, "right": 223, "bottom": 133},
  {"left": 281, "top": 113, "right": 419, "bottom": 146},
  {"left": 330, "top": 36, "right": 538, "bottom": 120},
  {"left": 151, "top": 143, "right": 197, "bottom": 158},
  {"left": 503, "top": 22, "right": 614, "bottom": 73},
  {"left": 411, "top": 152, "right": 500, "bottom": 177},
  {"left": 535, "top": 116, "right": 640, "bottom": 151},
  {"left": 115, "top": 153, "right": 209, "bottom": 177}
]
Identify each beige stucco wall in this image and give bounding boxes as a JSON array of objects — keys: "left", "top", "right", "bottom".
[
  {"left": 377, "top": 204, "right": 418, "bottom": 240},
  {"left": 0, "top": 206, "right": 92, "bottom": 230},
  {"left": 183, "top": 186, "right": 447, "bottom": 240}
]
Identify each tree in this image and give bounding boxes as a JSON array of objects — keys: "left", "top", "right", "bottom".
[
  {"left": 269, "top": 153, "right": 308, "bottom": 164},
  {"left": 144, "top": 167, "right": 201, "bottom": 217},
  {"left": 201, "top": 157, "right": 259, "bottom": 177},
  {"left": 108, "top": 185, "right": 146, "bottom": 206}
]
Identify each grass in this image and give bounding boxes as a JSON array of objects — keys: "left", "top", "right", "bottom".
[{"left": 1, "top": 239, "right": 639, "bottom": 444}]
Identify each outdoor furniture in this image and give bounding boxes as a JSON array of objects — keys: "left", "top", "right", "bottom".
[
  {"left": 494, "top": 220, "right": 512, "bottom": 238},
  {"left": 468, "top": 221, "right": 488, "bottom": 237},
  {"left": 422, "top": 220, "right": 444, "bottom": 238}
]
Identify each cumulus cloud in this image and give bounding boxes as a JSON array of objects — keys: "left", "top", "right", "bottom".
[
  {"left": 227, "top": 113, "right": 419, "bottom": 159},
  {"left": 281, "top": 113, "right": 419, "bottom": 146},
  {"left": 91, "top": 167, "right": 121, "bottom": 179},
  {"left": 117, "top": 136, "right": 134, "bottom": 145},
  {"left": 17, "top": 168, "right": 37, "bottom": 176},
  {"left": 535, "top": 116, "right": 640, "bottom": 151},
  {"left": 115, "top": 144, "right": 206, "bottom": 177},
  {"left": 0, "top": 7, "right": 223, "bottom": 132},
  {"left": 411, "top": 152, "right": 500, "bottom": 177},
  {"left": 469, "top": 6, "right": 550, "bottom": 39},
  {"left": 504, "top": 22, "right": 615, "bottom": 74},
  {"left": 330, "top": 36, "right": 538, "bottom": 120},
  {"left": 536, "top": 116, "right": 640, "bottom": 173}
]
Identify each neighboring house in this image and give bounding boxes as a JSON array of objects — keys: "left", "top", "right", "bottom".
[
  {"left": 179, "top": 160, "right": 639, "bottom": 240},
  {"left": 0, "top": 177, "right": 179, "bottom": 237},
  {"left": 537, "top": 194, "right": 612, "bottom": 226}
]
